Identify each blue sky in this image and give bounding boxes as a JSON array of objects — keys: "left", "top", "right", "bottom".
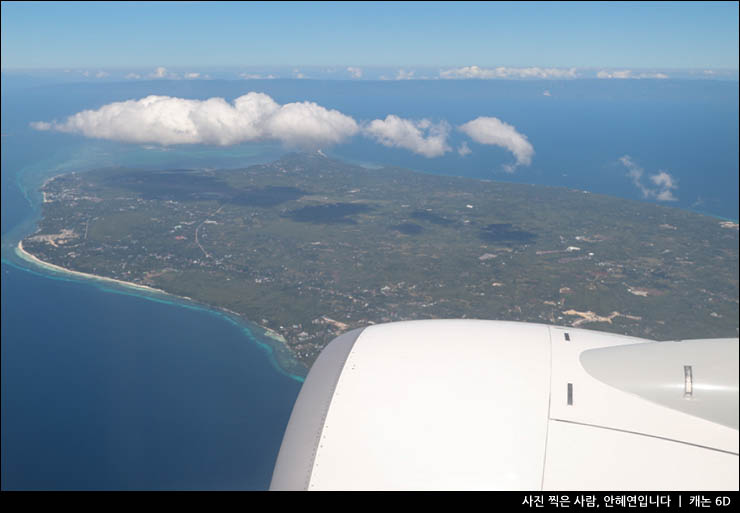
[{"left": 1, "top": 1, "right": 738, "bottom": 70}]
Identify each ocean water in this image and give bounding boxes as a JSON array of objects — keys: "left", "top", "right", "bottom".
[
  {"left": 1, "top": 263, "right": 301, "bottom": 490},
  {"left": 1, "top": 77, "right": 738, "bottom": 489},
  {"left": 1, "top": 88, "right": 302, "bottom": 489}
]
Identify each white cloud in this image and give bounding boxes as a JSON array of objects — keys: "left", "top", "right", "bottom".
[
  {"left": 184, "top": 72, "right": 201, "bottom": 79},
  {"left": 364, "top": 115, "right": 451, "bottom": 157},
  {"left": 543, "top": 90, "right": 552, "bottom": 97},
  {"left": 265, "top": 100, "right": 359, "bottom": 147},
  {"left": 125, "top": 73, "right": 141, "bottom": 80},
  {"left": 597, "top": 70, "right": 632, "bottom": 79},
  {"left": 29, "top": 92, "right": 538, "bottom": 162},
  {"left": 81, "top": 70, "right": 90, "bottom": 77},
  {"left": 655, "top": 189, "right": 678, "bottom": 201},
  {"left": 396, "top": 69, "right": 415, "bottom": 80},
  {"left": 293, "top": 69, "right": 306, "bottom": 79},
  {"left": 29, "top": 121, "right": 52, "bottom": 131},
  {"left": 597, "top": 70, "right": 668, "bottom": 79},
  {"left": 650, "top": 171, "right": 676, "bottom": 190},
  {"left": 619, "top": 156, "right": 678, "bottom": 201},
  {"left": 650, "top": 171, "right": 678, "bottom": 201},
  {"left": 458, "top": 117, "right": 534, "bottom": 169},
  {"left": 95, "top": 71, "right": 109, "bottom": 79},
  {"left": 30, "top": 92, "right": 360, "bottom": 149},
  {"left": 347, "top": 67, "right": 363, "bottom": 78},
  {"left": 150, "top": 66, "right": 179, "bottom": 79},
  {"left": 440, "top": 66, "right": 578, "bottom": 79},
  {"left": 620, "top": 155, "right": 651, "bottom": 197},
  {"left": 239, "top": 73, "right": 276, "bottom": 79},
  {"left": 457, "top": 141, "right": 472, "bottom": 157}
]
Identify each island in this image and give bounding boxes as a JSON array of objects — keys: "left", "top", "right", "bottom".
[{"left": 19, "top": 152, "right": 739, "bottom": 375}]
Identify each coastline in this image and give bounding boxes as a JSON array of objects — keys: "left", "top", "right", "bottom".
[
  {"left": 15, "top": 159, "right": 735, "bottom": 380},
  {"left": 14, "top": 240, "right": 306, "bottom": 380},
  {"left": 17, "top": 240, "right": 170, "bottom": 296}
]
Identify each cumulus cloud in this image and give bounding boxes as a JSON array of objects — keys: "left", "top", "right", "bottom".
[
  {"left": 95, "top": 71, "right": 109, "bottom": 79},
  {"left": 650, "top": 171, "right": 676, "bottom": 190},
  {"left": 458, "top": 117, "right": 534, "bottom": 169},
  {"left": 240, "top": 73, "right": 276, "bottom": 79},
  {"left": 650, "top": 171, "right": 678, "bottom": 201},
  {"left": 347, "top": 67, "right": 363, "bottom": 78},
  {"left": 184, "top": 72, "right": 201, "bottom": 79},
  {"left": 364, "top": 115, "right": 451, "bottom": 157},
  {"left": 29, "top": 91, "right": 538, "bottom": 163},
  {"left": 396, "top": 69, "right": 415, "bottom": 80},
  {"left": 125, "top": 73, "right": 141, "bottom": 79},
  {"left": 597, "top": 70, "right": 631, "bottom": 79},
  {"left": 30, "top": 92, "right": 360, "bottom": 149},
  {"left": 619, "top": 155, "right": 678, "bottom": 201},
  {"left": 150, "top": 66, "right": 179, "bottom": 79},
  {"left": 597, "top": 70, "right": 669, "bottom": 79},
  {"left": 265, "top": 100, "right": 359, "bottom": 147},
  {"left": 440, "top": 66, "right": 578, "bottom": 79},
  {"left": 457, "top": 141, "right": 472, "bottom": 157},
  {"left": 30, "top": 121, "right": 52, "bottom": 131},
  {"left": 620, "top": 155, "right": 651, "bottom": 197}
]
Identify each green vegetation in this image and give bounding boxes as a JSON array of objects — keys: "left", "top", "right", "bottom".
[{"left": 23, "top": 153, "right": 739, "bottom": 371}]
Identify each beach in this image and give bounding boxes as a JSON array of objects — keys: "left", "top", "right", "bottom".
[
  {"left": 14, "top": 239, "right": 304, "bottom": 378},
  {"left": 16, "top": 240, "right": 169, "bottom": 297}
]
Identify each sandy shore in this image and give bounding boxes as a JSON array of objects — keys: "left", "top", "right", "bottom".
[
  {"left": 14, "top": 239, "right": 300, "bottom": 372},
  {"left": 17, "top": 239, "right": 176, "bottom": 297}
]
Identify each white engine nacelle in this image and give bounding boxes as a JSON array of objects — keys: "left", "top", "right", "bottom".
[{"left": 271, "top": 320, "right": 739, "bottom": 490}]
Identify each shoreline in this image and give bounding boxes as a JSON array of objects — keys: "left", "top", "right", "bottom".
[
  {"left": 14, "top": 240, "right": 305, "bottom": 380},
  {"left": 17, "top": 240, "right": 171, "bottom": 296}
]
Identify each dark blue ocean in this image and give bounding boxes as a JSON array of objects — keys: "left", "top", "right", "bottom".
[
  {"left": 1, "top": 264, "right": 301, "bottom": 490},
  {"left": 1, "top": 77, "right": 738, "bottom": 489}
]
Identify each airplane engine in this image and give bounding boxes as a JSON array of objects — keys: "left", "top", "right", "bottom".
[{"left": 270, "top": 320, "right": 739, "bottom": 490}]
